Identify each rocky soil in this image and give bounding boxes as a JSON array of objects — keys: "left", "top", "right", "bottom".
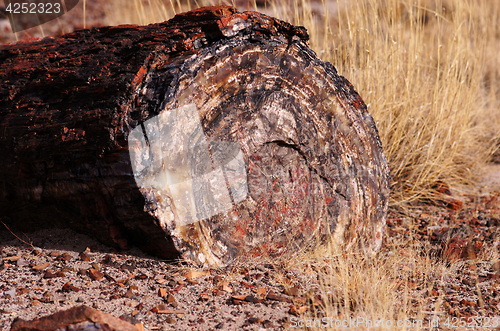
[{"left": 0, "top": 227, "right": 313, "bottom": 330}]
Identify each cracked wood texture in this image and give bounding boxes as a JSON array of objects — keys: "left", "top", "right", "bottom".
[{"left": 0, "top": 6, "right": 390, "bottom": 266}]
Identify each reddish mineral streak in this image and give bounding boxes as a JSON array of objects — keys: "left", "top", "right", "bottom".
[{"left": 0, "top": 6, "right": 389, "bottom": 266}]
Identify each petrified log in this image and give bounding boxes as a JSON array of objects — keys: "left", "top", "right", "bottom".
[{"left": 0, "top": 6, "right": 390, "bottom": 266}]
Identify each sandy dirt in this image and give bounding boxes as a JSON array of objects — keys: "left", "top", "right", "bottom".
[
  {"left": 0, "top": 227, "right": 316, "bottom": 330},
  {"left": 479, "top": 164, "right": 500, "bottom": 195}
]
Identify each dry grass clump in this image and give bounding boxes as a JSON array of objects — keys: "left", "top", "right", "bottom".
[
  {"left": 332, "top": 0, "right": 500, "bottom": 204},
  {"left": 286, "top": 244, "right": 444, "bottom": 330}
]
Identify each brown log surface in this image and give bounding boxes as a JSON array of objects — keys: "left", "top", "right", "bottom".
[
  {"left": 9, "top": 305, "right": 139, "bottom": 331},
  {"left": 0, "top": 6, "right": 390, "bottom": 266}
]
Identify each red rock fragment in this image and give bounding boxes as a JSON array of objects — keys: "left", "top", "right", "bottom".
[
  {"left": 57, "top": 253, "right": 72, "bottom": 261},
  {"left": 166, "top": 293, "right": 177, "bottom": 306},
  {"left": 232, "top": 295, "right": 247, "bottom": 300},
  {"left": 247, "top": 317, "right": 263, "bottom": 324},
  {"left": 172, "top": 284, "right": 184, "bottom": 293},
  {"left": 460, "top": 299, "right": 477, "bottom": 306},
  {"left": 88, "top": 268, "right": 104, "bottom": 281},
  {"left": 266, "top": 292, "right": 292, "bottom": 303},
  {"left": 231, "top": 295, "right": 247, "bottom": 305},
  {"left": 152, "top": 304, "right": 185, "bottom": 314},
  {"left": 32, "top": 262, "right": 50, "bottom": 271},
  {"left": 124, "top": 289, "right": 135, "bottom": 298},
  {"left": 43, "top": 269, "right": 63, "bottom": 279},
  {"left": 241, "top": 280, "right": 255, "bottom": 288},
  {"left": 79, "top": 251, "right": 91, "bottom": 262},
  {"left": 245, "top": 295, "right": 263, "bottom": 303},
  {"left": 10, "top": 305, "right": 139, "bottom": 331},
  {"left": 62, "top": 282, "right": 80, "bottom": 292},
  {"left": 289, "top": 305, "right": 308, "bottom": 316},
  {"left": 158, "top": 288, "right": 167, "bottom": 298}
]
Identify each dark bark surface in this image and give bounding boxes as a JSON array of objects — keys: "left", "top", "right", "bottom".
[{"left": 0, "top": 6, "right": 390, "bottom": 266}]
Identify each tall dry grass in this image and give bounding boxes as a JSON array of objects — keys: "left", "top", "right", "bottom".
[{"left": 323, "top": 0, "right": 500, "bottom": 205}]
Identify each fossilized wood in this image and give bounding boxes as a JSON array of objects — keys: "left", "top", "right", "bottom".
[
  {"left": 0, "top": 6, "right": 390, "bottom": 265},
  {"left": 10, "top": 305, "right": 140, "bottom": 331}
]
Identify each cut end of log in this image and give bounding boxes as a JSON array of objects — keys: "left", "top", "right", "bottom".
[{"left": 125, "top": 6, "right": 390, "bottom": 266}]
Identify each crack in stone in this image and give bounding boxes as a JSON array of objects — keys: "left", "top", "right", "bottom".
[{"left": 263, "top": 139, "right": 345, "bottom": 200}]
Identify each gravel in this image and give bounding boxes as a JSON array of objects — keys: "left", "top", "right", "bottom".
[{"left": 0, "top": 227, "right": 316, "bottom": 330}]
